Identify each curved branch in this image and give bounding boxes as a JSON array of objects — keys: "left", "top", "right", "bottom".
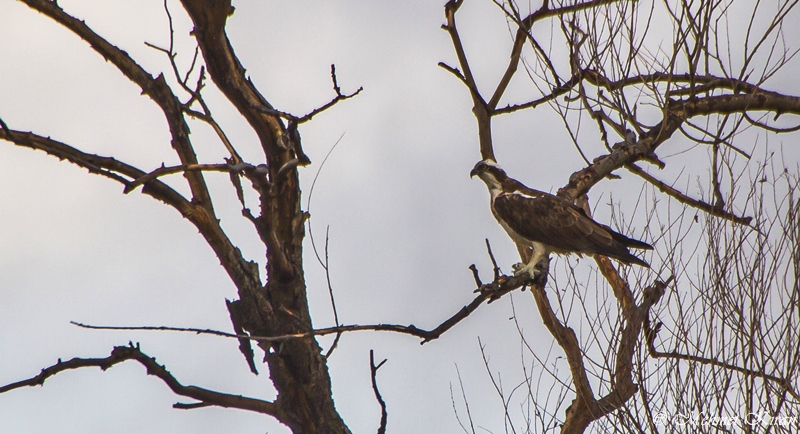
[
  {"left": 0, "top": 126, "right": 265, "bottom": 348},
  {"left": 0, "top": 127, "right": 191, "bottom": 213},
  {"left": 603, "top": 72, "right": 761, "bottom": 94},
  {"left": 626, "top": 163, "right": 754, "bottom": 226},
  {"left": 22, "top": 1, "right": 270, "bottom": 347},
  {"left": 19, "top": 0, "right": 213, "bottom": 209},
  {"left": 744, "top": 112, "right": 800, "bottom": 133},
  {"left": 0, "top": 344, "right": 277, "bottom": 415},
  {"left": 14, "top": 5, "right": 266, "bottom": 315},
  {"left": 558, "top": 90, "right": 800, "bottom": 201}
]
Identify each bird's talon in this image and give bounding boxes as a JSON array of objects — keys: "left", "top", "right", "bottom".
[{"left": 512, "top": 262, "right": 541, "bottom": 279}]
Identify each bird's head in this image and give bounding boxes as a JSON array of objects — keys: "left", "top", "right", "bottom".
[{"left": 470, "top": 159, "right": 507, "bottom": 191}]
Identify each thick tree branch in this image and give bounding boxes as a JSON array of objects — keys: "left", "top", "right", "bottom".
[
  {"left": 521, "top": 0, "right": 623, "bottom": 25},
  {"left": 600, "top": 72, "right": 761, "bottom": 94},
  {"left": 15, "top": 2, "right": 267, "bottom": 326},
  {"left": 18, "top": 0, "right": 213, "bottom": 210},
  {"left": 0, "top": 344, "right": 278, "bottom": 415},
  {"left": 178, "top": 0, "right": 300, "bottom": 293},
  {"left": 528, "top": 273, "right": 597, "bottom": 433},
  {"left": 0, "top": 127, "right": 191, "bottom": 213},
  {"left": 592, "top": 275, "right": 670, "bottom": 420},
  {"left": 179, "top": 0, "right": 288, "bottom": 166},
  {"left": 488, "top": 29, "right": 526, "bottom": 110},
  {"left": 558, "top": 90, "right": 800, "bottom": 202},
  {"left": 443, "top": 0, "right": 495, "bottom": 161}
]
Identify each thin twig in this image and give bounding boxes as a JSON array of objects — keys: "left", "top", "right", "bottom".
[
  {"left": 484, "top": 238, "right": 501, "bottom": 281},
  {"left": 146, "top": 0, "right": 243, "bottom": 163},
  {"left": 250, "top": 65, "right": 362, "bottom": 124},
  {"left": 437, "top": 62, "right": 469, "bottom": 85},
  {"left": 493, "top": 74, "right": 582, "bottom": 115},
  {"left": 468, "top": 264, "right": 482, "bottom": 288},
  {"left": 370, "top": 350, "right": 388, "bottom": 434},
  {"left": 626, "top": 163, "right": 754, "bottom": 227},
  {"left": 322, "top": 227, "right": 342, "bottom": 358},
  {"left": 71, "top": 271, "right": 532, "bottom": 345},
  {"left": 305, "top": 133, "right": 346, "bottom": 357},
  {"left": 123, "top": 163, "right": 239, "bottom": 194},
  {"left": 453, "top": 364, "right": 477, "bottom": 434},
  {"left": 644, "top": 318, "right": 800, "bottom": 401}
]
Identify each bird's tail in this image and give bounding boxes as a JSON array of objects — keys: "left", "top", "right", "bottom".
[
  {"left": 600, "top": 228, "right": 653, "bottom": 267},
  {"left": 609, "top": 231, "right": 654, "bottom": 251},
  {"left": 613, "top": 252, "right": 650, "bottom": 268}
]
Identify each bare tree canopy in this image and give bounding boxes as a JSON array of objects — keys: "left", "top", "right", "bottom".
[{"left": 1, "top": 1, "right": 799, "bottom": 433}]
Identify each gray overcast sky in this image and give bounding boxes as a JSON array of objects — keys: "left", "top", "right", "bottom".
[{"left": 1, "top": 1, "right": 798, "bottom": 433}]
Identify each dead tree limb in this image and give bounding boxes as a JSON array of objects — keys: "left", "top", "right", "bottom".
[{"left": 0, "top": 343, "right": 278, "bottom": 415}]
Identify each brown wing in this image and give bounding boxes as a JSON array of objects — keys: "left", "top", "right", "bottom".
[{"left": 493, "top": 192, "right": 650, "bottom": 266}]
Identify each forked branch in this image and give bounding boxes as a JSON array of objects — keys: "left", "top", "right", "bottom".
[
  {"left": 0, "top": 343, "right": 277, "bottom": 415},
  {"left": 370, "top": 350, "right": 388, "bottom": 434},
  {"left": 18, "top": 0, "right": 213, "bottom": 208},
  {"left": 252, "top": 64, "right": 363, "bottom": 125}
]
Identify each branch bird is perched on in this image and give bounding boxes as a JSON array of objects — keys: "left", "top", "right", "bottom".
[{"left": 470, "top": 160, "right": 653, "bottom": 278}]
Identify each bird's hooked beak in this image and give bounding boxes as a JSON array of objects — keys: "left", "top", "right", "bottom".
[{"left": 470, "top": 160, "right": 488, "bottom": 178}]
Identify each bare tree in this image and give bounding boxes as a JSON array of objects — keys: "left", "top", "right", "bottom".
[
  {"left": 441, "top": 0, "right": 800, "bottom": 432},
  {"left": 1, "top": 1, "right": 799, "bottom": 433},
  {"left": 1, "top": 1, "right": 357, "bottom": 432}
]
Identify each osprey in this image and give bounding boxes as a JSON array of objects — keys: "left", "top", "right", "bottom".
[{"left": 470, "top": 160, "right": 653, "bottom": 278}]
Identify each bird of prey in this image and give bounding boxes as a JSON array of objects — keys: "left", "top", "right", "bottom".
[{"left": 470, "top": 159, "right": 653, "bottom": 278}]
